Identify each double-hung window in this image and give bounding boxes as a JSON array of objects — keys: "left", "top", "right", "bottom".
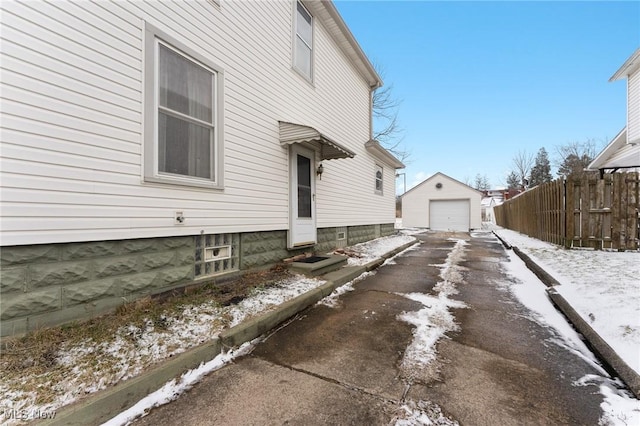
[
  {"left": 144, "top": 24, "right": 222, "bottom": 188},
  {"left": 375, "top": 164, "right": 383, "bottom": 194},
  {"left": 294, "top": 1, "right": 313, "bottom": 80}
]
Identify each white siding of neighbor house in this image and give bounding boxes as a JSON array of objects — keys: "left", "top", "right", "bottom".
[
  {"left": 0, "top": 0, "right": 395, "bottom": 246},
  {"left": 627, "top": 69, "right": 640, "bottom": 144},
  {"left": 402, "top": 173, "right": 482, "bottom": 230}
]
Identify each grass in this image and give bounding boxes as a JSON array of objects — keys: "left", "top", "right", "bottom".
[{"left": 0, "top": 264, "right": 291, "bottom": 406}]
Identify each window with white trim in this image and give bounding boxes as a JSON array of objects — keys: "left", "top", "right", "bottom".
[
  {"left": 294, "top": 1, "right": 313, "bottom": 80},
  {"left": 375, "top": 164, "right": 383, "bottom": 194},
  {"left": 144, "top": 24, "right": 223, "bottom": 188}
]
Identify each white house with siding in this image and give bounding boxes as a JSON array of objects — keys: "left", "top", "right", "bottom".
[
  {"left": 402, "top": 172, "right": 482, "bottom": 231},
  {"left": 588, "top": 48, "right": 640, "bottom": 174},
  {"left": 0, "top": 0, "right": 403, "bottom": 336}
]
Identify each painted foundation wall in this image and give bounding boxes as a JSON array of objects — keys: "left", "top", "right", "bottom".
[{"left": 1, "top": 224, "right": 395, "bottom": 337}]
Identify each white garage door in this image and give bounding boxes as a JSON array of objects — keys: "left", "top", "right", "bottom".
[{"left": 430, "top": 200, "right": 470, "bottom": 231}]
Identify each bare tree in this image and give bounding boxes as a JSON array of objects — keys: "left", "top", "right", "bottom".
[
  {"left": 554, "top": 140, "right": 598, "bottom": 177},
  {"left": 372, "top": 64, "right": 409, "bottom": 163},
  {"left": 511, "top": 150, "right": 534, "bottom": 189}
]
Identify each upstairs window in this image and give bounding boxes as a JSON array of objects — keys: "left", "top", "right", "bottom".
[
  {"left": 294, "top": 1, "right": 313, "bottom": 80},
  {"left": 375, "top": 164, "right": 383, "bottom": 194},
  {"left": 144, "top": 24, "right": 223, "bottom": 188}
]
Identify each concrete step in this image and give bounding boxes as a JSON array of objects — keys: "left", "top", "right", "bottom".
[{"left": 288, "top": 255, "right": 347, "bottom": 277}]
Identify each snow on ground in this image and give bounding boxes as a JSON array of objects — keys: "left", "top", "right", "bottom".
[
  {"left": 102, "top": 341, "right": 257, "bottom": 426},
  {"left": 394, "top": 399, "right": 459, "bottom": 426},
  {"left": 485, "top": 225, "right": 640, "bottom": 425},
  {"left": 389, "top": 238, "right": 467, "bottom": 426},
  {"left": 7, "top": 226, "right": 636, "bottom": 425},
  {"left": 488, "top": 225, "right": 640, "bottom": 375},
  {"left": 0, "top": 233, "right": 416, "bottom": 426},
  {"left": 341, "top": 234, "right": 416, "bottom": 266},
  {"left": 396, "top": 239, "right": 467, "bottom": 376}
]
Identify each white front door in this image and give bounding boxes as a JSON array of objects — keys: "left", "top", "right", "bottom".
[{"left": 289, "top": 145, "right": 317, "bottom": 248}]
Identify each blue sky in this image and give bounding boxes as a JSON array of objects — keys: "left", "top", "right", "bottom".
[{"left": 333, "top": 1, "right": 640, "bottom": 191}]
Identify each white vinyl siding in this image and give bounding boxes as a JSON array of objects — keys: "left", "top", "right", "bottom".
[
  {"left": 0, "top": 0, "right": 390, "bottom": 246},
  {"left": 627, "top": 70, "right": 640, "bottom": 144}
]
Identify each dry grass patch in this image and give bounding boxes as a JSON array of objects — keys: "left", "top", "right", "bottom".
[{"left": 0, "top": 264, "right": 291, "bottom": 408}]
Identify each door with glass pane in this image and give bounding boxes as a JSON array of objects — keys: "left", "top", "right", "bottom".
[{"left": 289, "top": 145, "right": 317, "bottom": 247}]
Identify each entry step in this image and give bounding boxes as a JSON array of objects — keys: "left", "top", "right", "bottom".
[{"left": 288, "top": 255, "right": 347, "bottom": 277}]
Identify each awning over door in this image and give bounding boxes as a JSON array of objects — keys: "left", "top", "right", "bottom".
[{"left": 279, "top": 121, "right": 356, "bottom": 160}]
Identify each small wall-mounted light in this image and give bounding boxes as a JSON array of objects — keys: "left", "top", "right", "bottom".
[
  {"left": 316, "top": 163, "right": 324, "bottom": 180},
  {"left": 435, "top": 182, "right": 443, "bottom": 189}
]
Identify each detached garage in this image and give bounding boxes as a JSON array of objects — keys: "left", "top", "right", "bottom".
[{"left": 401, "top": 172, "right": 482, "bottom": 231}]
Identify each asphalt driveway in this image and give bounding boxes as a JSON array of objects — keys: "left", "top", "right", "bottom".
[{"left": 134, "top": 231, "right": 604, "bottom": 425}]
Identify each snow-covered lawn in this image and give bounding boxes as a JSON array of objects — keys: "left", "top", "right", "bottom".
[
  {"left": 489, "top": 225, "right": 640, "bottom": 375},
  {"left": 494, "top": 237, "right": 637, "bottom": 424},
  {"left": 486, "top": 224, "right": 640, "bottom": 426}
]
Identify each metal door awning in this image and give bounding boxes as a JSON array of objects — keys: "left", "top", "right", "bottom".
[{"left": 279, "top": 121, "right": 356, "bottom": 160}]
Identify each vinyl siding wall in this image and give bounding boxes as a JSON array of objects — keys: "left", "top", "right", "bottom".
[
  {"left": 627, "top": 69, "right": 640, "bottom": 144},
  {"left": 0, "top": 0, "right": 394, "bottom": 247}
]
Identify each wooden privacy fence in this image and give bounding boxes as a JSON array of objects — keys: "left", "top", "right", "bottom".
[{"left": 494, "top": 172, "right": 639, "bottom": 251}]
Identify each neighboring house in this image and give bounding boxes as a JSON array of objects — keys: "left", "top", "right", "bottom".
[
  {"left": 0, "top": 0, "right": 403, "bottom": 336},
  {"left": 481, "top": 197, "right": 498, "bottom": 223},
  {"left": 588, "top": 48, "right": 640, "bottom": 175},
  {"left": 481, "top": 188, "right": 507, "bottom": 222},
  {"left": 483, "top": 188, "right": 507, "bottom": 203},
  {"left": 401, "top": 172, "right": 482, "bottom": 231}
]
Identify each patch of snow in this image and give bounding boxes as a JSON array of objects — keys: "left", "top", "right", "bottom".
[
  {"left": 102, "top": 341, "right": 258, "bottom": 426},
  {"left": 227, "top": 275, "right": 325, "bottom": 326},
  {"left": 574, "top": 375, "right": 640, "bottom": 426},
  {"left": 317, "top": 272, "right": 375, "bottom": 308},
  {"left": 394, "top": 399, "right": 459, "bottom": 426},
  {"left": 489, "top": 225, "right": 640, "bottom": 423},
  {"left": 397, "top": 239, "right": 467, "bottom": 376},
  {"left": 500, "top": 249, "right": 599, "bottom": 365},
  {"left": 492, "top": 226, "right": 640, "bottom": 375},
  {"left": 343, "top": 234, "right": 417, "bottom": 266}
]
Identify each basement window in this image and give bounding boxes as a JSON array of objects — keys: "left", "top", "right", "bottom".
[
  {"left": 195, "top": 233, "right": 239, "bottom": 278},
  {"left": 336, "top": 226, "right": 347, "bottom": 248}
]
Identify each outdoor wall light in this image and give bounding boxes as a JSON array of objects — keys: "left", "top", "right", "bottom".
[
  {"left": 436, "top": 182, "right": 443, "bottom": 189},
  {"left": 316, "top": 163, "right": 324, "bottom": 180}
]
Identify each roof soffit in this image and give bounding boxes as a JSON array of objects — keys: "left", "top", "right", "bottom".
[{"left": 365, "top": 139, "right": 405, "bottom": 169}]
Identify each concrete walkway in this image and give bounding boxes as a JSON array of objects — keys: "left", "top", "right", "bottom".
[{"left": 133, "top": 231, "right": 604, "bottom": 425}]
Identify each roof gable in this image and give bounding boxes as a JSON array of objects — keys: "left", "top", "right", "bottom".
[
  {"left": 402, "top": 172, "right": 482, "bottom": 198},
  {"left": 610, "top": 48, "right": 640, "bottom": 82}
]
